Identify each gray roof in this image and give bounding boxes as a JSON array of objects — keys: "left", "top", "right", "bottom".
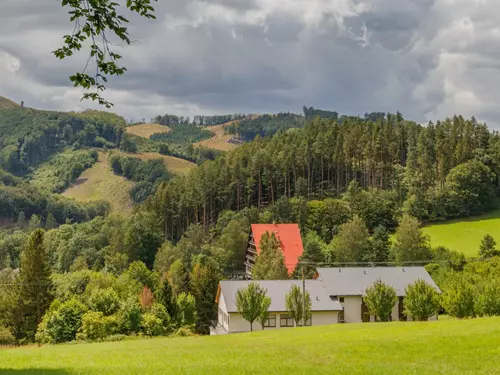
[
  {"left": 316, "top": 267, "right": 441, "bottom": 297},
  {"left": 219, "top": 280, "right": 343, "bottom": 313}
]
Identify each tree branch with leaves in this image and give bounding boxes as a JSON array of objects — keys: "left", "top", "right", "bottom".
[{"left": 54, "top": 0, "right": 157, "bottom": 107}]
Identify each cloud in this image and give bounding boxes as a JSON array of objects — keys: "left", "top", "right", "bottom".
[{"left": 1, "top": 0, "right": 500, "bottom": 126}]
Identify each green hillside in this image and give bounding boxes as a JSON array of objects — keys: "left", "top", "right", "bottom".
[
  {"left": 1, "top": 317, "right": 499, "bottom": 374},
  {"left": 423, "top": 209, "right": 500, "bottom": 257},
  {"left": 0, "top": 96, "right": 19, "bottom": 109}
]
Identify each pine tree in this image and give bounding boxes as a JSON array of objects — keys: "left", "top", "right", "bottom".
[
  {"left": 366, "top": 225, "right": 390, "bottom": 263},
  {"left": 28, "top": 214, "right": 41, "bottom": 231},
  {"left": 157, "top": 277, "right": 177, "bottom": 320},
  {"left": 45, "top": 213, "right": 57, "bottom": 230},
  {"left": 252, "top": 232, "right": 288, "bottom": 280},
  {"left": 13, "top": 229, "right": 54, "bottom": 341},
  {"left": 17, "top": 211, "right": 27, "bottom": 229},
  {"left": 479, "top": 234, "right": 499, "bottom": 259},
  {"left": 330, "top": 215, "right": 370, "bottom": 263},
  {"left": 392, "top": 215, "right": 431, "bottom": 265}
]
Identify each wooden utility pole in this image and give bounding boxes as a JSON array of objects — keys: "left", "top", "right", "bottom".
[{"left": 302, "top": 264, "right": 306, "bottom": 326}]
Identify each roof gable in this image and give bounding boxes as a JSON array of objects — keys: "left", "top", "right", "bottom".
[
  {"left": 219, "top": 280, "right": 343, "bottom": 313},
  {"left": 251, "top": 224, "right": 304, "bottom": 273},
  {"left": 316, "top": 267, "right": 441, "bottom": 296}
]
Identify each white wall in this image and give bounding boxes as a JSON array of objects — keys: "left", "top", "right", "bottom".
[
  {"left": 341, "top": 296, "right": 403, "bottom": 323},
  {"left": 227, "top": 311, "right": 339, "bottom": 333}
]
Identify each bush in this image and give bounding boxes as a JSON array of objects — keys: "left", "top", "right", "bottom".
[
  {"left": 118, "top": 297, "right": 142, "bottom": 334},
  {"left": 404, "top": 279, "right": 441, "bottom": 321},
  {"left": 363, "top": 279, "right": 397, "bottom": 322},
  {"left": 476, "top": 281, "right": 500, "bottom": 316},
  {"left": 441, "top": 277, "right": 476, "bottom": 318},
  {"left": 88, "top": 288, "right": 120, "bottom": 316},
  {"left": 77, "top": 311, "right": 119, "bottom": 341},
  {"left": 176, "top": 293, "right": 197, "bottom": 328},
  {"left": 36, "top": 299, "right": 88, "bottom": 344},
  {"left": 0, "top": 326, "right": 15, "bottom": 345},
  {"left": 141, "top": 313, "right": 166, "bottom": 336},
  {"left": 150, "top": 303, "right": 171, "bottom": 327},
  {"left": 172, "top": 326, "right": 196, "bottom": 337}
]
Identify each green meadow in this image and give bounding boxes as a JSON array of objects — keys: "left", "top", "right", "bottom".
[
  {"left": 422, "top": 209, "right": 500, "bottom": 257},
  {"left": 1, "top": 317, "right": 499, "bottom": 375}
]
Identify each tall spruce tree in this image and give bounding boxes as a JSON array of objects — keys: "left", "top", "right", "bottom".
[
  {"left": 14, "top": 229, "right": 53, "bottom": 341},
  {"left": 252, "top": 232, "right": 288, "bottom": 280}
]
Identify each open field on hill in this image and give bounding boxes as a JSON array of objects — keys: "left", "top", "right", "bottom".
[
  {"left": 113, "top": 151, "right": 196, "bottom": 175},
  {"left": 0, "top": 96, "right": 19, "bottom": 109},
  {"left": 195, "top": 122, "right": 242, "bottom": 151},
  {"left": 422, "top": 209, "right": 500, "bottom": 257},
  {"left": 61, "top": 152, "right": 134, "bottom": 215},
  {"left": 125, "top": 123, "right": 170, "bottom": 139},
  {"left": 1, "top": 317, "right": 499, "bottom": 375}
]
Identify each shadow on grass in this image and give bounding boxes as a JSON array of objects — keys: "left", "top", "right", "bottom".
[{"left": 0, "top": 370, "right": 71, "bottom": 375}]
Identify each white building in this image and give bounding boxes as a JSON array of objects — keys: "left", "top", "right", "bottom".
[
  {"left": 315, "top": 267, "right": 441, "bottom": 323},
  {"left": 211, "top": 267, "right": 440, "bottom": 334},
  {"left": 212, "top": 280, "right": 342, "bottom": 335}
]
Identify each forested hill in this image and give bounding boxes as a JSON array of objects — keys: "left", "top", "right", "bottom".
[
  {"left": 0, "top": 106, "right": 125, "bottom": 175},
  {"left": 149, "top": 113, "right": 500, "bottom": 241}
]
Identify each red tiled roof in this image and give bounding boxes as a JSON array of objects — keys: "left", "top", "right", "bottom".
[{"left": 251, "top": 224, "right": 304, "bottom": 274}]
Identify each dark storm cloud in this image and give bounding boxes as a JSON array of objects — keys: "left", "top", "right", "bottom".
[{"left": 1, "top": 0, "right": 500, "bottom": 126}]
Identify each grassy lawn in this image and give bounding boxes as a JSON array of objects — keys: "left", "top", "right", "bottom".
[
  {"left": 61, "top": 152, "right": 134, "bottom": 215},
  {"left": 1, "top": 317, "right": 499, "bottom": 375},
  {"left": 195, "top": 122, "right": 241, "bottom": 152},
  {"left": 422, "top": 209, "right": 500, "bottom": 257},
  {"left": 125, "top": 123, "right": 170, "bottom": 139}
]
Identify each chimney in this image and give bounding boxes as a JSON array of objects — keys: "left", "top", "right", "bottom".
[{"left": 364, "top": 270, "right": 367, "bottom": 275}]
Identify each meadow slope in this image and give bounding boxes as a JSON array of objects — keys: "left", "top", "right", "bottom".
[
  {"left": 1, "top": 317, "right": 499, "bottom": 375},
  {"left": 422, "top": 209, "right": 500, "bottom": 257},
  {"left": 195, "top": 121, "right": 242, "bottom": 151},
  {"left": 61, "top": 152, "right": 134, "bottom": 215},
  {"left": 125, "top": 123, "right": 170, "bottom": 139}
]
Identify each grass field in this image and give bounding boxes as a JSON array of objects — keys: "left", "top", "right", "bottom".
[
  {"left": 0, "top": 96, "right": 19, "bottom": 109},
  {"left": 195, "top": 122, "right": 242, "bottom": 152},
  {"left": 61, "top": 152, "right": 134, "bottom": 215},
  {"left": 113, "top": 151, "right": 196, "bottom": 175},
  {"left": 1, "top": 317, "right": 499, "bottom": 375},
  {"left": 422, "top": 209, "right": 500, "bottom": 257},
  {"left": 125, "top": 123, "right": 170, "bottom": 139}
]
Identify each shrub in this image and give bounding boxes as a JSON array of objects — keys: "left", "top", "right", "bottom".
[
  {"left": 172, "top": 327, "right": 196, "bottom": 337},
  {"left": 150, "top": 303, "right": 171, "bottom": 327},
  {"left": 88, "top": 288, "right": 120, "bottom": 316},
  {"left": 363, "top": 279, "right": 397, "bottom": 322},
  {"left": 36, "top": 299, "right": 87, "bottom": 344},
  {"left": 118, "top": 297, "right": 142, "bottom": 334},
  {"left": 404, "top": 279, "right": 441, "bottom": 321},
  {"left": 77, "top": 311, "right": 119, "bottom": 341},
  {"left": 141, "top": 313, "right": 166, "bottom": 336},
  {"left": 176, "top": 293, "right": 197, "bottom": 328},
  {"left": 0, "top": 326, "right": 15, "bottom": 345},
  {"left": 441, "top": 277, "right": 476, "bottom": 318},
  {"left": 476, "top": 281, "right": 500, "bottom": 316}
]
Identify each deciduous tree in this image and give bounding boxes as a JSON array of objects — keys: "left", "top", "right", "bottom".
[
  {"left": 403, "top": 279, "right": 440, "bottom": 321},
  {"left": 235, "top": 282, "right": 270, "bottom": 331},
  {"left": 363, "top": 279, "right": 397, "bottom": 322}
]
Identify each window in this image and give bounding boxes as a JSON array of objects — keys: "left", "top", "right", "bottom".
[
  {"left": 297, "top": 316, "right": 312, "bottom": 326},
  {"left": 338, "top": 311, "right": 345, "bottom": 323},
  {"left": 264, "top": 314, "right": 276, "bottom": 328},
  {"left": 339, "top": 297, "right": 344, "bottom": 303},
  {"left": 280, "top": 314, "right": 294, "bottom": 327}
]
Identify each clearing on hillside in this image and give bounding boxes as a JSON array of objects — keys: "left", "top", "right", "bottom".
[
  {"left": 0, "top": 96, "right": 20, "bottom": 109},
  {"left": 61, "top": 152, "right": 134, "bottom": 215},
  {"left": 195, "top": 121, "right": 243, "bottom": 152},
  {"left": 0, "top": 317, "right": 499, "bottom": 374},
  {"left": 422, "top": 209, "right": 500, "bottom": 257},
  {"left": 113, "top": 151, "right": 196, "bottom": 175},
  {"left": 125, "top": 123, "right": 170, "bottom": 139}
]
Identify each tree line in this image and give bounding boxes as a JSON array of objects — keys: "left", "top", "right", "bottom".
[
  {"left": 148, "top": 113, "right": 500, "bottom": 243},
  {"left": 153, "top": 113, "right": 246, "bottom": 127}
]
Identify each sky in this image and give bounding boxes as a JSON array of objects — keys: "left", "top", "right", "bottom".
[{"left": 1, "top": 0, "right": 500, "bottom": 125}]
